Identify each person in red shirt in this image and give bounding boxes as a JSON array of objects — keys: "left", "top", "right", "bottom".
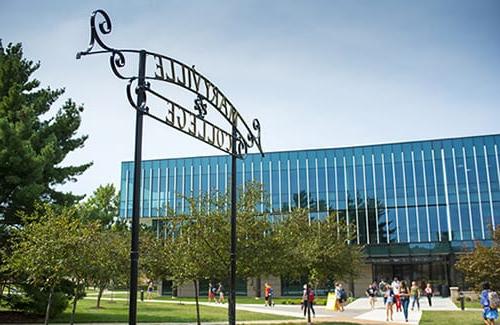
[
  {"left": 308, "top": 287, "right": 316, "bottom": 317},
  {"left": 264, "top": 283, "right": 271, "bottom": 306}
]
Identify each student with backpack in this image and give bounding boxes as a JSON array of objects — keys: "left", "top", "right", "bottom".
[
  {"left": 481, "top": 282, "right": 499, "bottom": 325},
  {"left": 308, "top": 287, "right": 316, "bottom": 317}
]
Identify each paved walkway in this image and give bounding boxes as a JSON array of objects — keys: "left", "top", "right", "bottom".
[{"left": 345, "top": 296, "right": 458, "bottom": 324}]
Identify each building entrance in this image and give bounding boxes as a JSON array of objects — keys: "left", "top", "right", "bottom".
[{"left": 373, "top": 261, "right": 450, "bottom": 295}]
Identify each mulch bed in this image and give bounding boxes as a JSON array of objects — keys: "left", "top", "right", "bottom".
[{"left": 0, "top": 310, "right": 43, "bottom": 323}]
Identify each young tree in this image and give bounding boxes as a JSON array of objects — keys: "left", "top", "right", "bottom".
[
  {"left": 87, "top": 227, "right": 129, "bottom": 308},
  {"left": 0, "top": 42, "right": 91, "bottom": 225},
  {"left": 274, "top": 208, "right": 362, "bottom": 290},
  {"left": 6, "top": 205, "right": 86, "bottom": 324},
  {"left": 169, "top": 196, "right": 229, "bottom": 325},
  {"left": 235, "top": 183, "right": 284, "bottom": 296},
  {"left": 456, "top": 226, "right": 500, "bottom": 290},
  {"left": 64, "top": 221, "right": 100, "bottom": 325}
]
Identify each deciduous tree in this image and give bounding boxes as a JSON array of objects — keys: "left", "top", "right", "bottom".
[
  {"left": 456, "top": 226, "right": 500, "bottom": 290},
  {"left": 87, "top": 227, "right": 129, "bottom": 308},
  {"left": 6, "top": 205, "right": 87, "bottom": 324},
  {"left": 274, "top": 208, "right": 362, "bottom": 289}
]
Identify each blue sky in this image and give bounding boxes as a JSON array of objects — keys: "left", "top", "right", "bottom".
[{"left": 1, "top": 0, "right": 499, "bottom": 197}]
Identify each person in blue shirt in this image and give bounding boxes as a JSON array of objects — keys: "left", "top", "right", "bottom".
[{"left": 480, "top": 282, "right": 498, "bottom": 325}]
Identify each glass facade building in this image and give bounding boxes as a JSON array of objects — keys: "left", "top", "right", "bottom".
[{"left": 120, "top": 134, "right": 500, "bottom": 293}]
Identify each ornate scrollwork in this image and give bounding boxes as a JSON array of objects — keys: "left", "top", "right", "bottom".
[
  {"left": 235, "top": 118, "right": 262, "bottom": 157},
  {"left": 77, "top": 9, "right": 113, "bottom": 58},
  {"left": 126, "top": 78, "right": 149, "bottom": 112},
  {"left": 109, "top": 51, "right": 128, "bottom": 79},
  {"left": 236, "top": 133, "right": 249, "bottom": 157},
  {"left": 77, "top": 9, "right": 137, "bottom": 80},
  {"left": 194, "top": 95, "right": 208, "bottom": 119}
]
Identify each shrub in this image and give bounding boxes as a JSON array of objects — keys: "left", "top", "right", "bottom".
[{"left": 4, "top": 283, "right": 71, "bottom": 318}]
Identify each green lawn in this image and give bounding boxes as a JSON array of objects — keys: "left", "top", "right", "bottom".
[
  {"left": 420, "top": 310, "right": 486, "bottom": 325},
  {"left": 52, "top": 298, "right": 295, "bottom": 323},
  {"left": 453, "top": 300, "right": 482, "bottom": 309}
]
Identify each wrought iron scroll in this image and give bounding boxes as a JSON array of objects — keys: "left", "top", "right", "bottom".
[{"left": 76, "top": 9, "right": 139, "bottom": 80}]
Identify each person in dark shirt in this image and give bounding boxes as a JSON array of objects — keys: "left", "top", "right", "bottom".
[
  {"left": 366, "top": 282, "right": 377, "bottom": 310},
  {"left": 399, "top": 281, "right": 410, "bottom": 323}
]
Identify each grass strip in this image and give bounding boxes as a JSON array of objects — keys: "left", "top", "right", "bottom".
[
  {"left": 420, "top": 310, "right": 485, "bottom": 325},
  {"left": 52, "top": 298, "right": 295, "bottom": 323}
]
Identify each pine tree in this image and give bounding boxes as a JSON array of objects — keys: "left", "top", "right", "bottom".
[{"left": 0, "top": 41, "right": 91, "bottom": 224}]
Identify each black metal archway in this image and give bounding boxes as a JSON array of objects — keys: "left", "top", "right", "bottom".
[{"left": 77, "top": 9, "right": 264, "bottom": 325}]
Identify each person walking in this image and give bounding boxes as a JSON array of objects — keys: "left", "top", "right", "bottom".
[
  {"left": 480, "top": 281, "right": 499, "bottom": 325},
  {"left": 264, "top": 283, "right": 274, "bottom": 307},
  {"left": 366, "top": 282, "right": 377, "bottom": 310},
  {"left": 410, "top": 281, "right": 420, "bottom": 311},
  {"left": 147, "top": 281, "right": 154, "bottom": 300},
  {"left": 391, "top": 277, "right": 401, "bottom": 312},
  {"left": 338, "top": 283, "right": 346, "bottom": 312},
  {"left": 399, "top": 281, "right": 410, "bottom": 323},
  {"left": 379, "top": 279, "right": 388, "bottom": 304},
  {"left": 308, "top": 287, "right": 316, "bottom": 317},
  {"left": 384, "top": 284, "right": 395, "bottom": 322},
  {"left": 302, "top": 284, "right": 309, "bottom": 316},
  {"left": 264, "top": 283, "right": 270, "bottom": 306},
  {"left": 334, "top": 283, "right": 342, "bottom": 312},
  {"left": 424, "top": 283, "right": 433, "bottom": 307},
  {"left": 208, "top": 282, "right": 216, "bottom": 302},
  {"left": 268, "top": 284, "right": 275, "bottom": 307},
  {"left": 217, "top": 282, "right": 224, "bottom": 303}
]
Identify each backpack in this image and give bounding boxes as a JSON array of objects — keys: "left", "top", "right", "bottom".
[
  {"left": 308, "top": 289, "right": 315, "bottom": 302},
  {"left": 489, "top": 291, "right": 500, "bottom": 309},
  {"left": 340, "top": 288, "right": 347, "bottom": 300}
]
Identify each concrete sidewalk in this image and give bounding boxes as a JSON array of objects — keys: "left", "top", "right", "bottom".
[{"left": 346, "top": 296, "right": 458, "bottom": 325}]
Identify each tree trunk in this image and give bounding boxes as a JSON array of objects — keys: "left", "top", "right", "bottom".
[
  {"left": 97, "top": 287, "right": 105, "bottom": 308},
  {"left": 44, "top": 287, "right": 54, "bottom": 325},
  {"left": 193, "top": 280, "right": 201, "bottom": 325},
  {"left": 70, "top": 296, "right": 78, "bottom": 325},
  {"left": 255, "top": 277, "right": 261, "bottom": 298}
]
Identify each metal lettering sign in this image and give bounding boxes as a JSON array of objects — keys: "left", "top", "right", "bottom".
[{"left": 77, "top": 9, "right": 263, "bottom": 158}]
